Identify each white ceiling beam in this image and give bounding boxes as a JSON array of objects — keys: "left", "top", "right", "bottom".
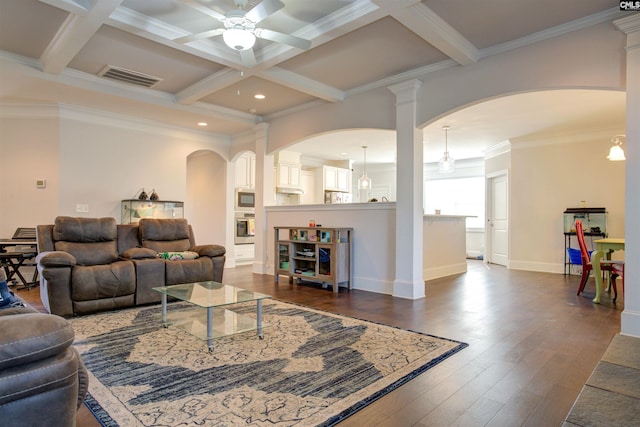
[
  {"left": 259, "top": 67, "right": 345, "bottom": 103},
  {"left": 176, "top": 69, "right": 247, "bottom": 105},
  {"left": 375, "top": 0, "right": 479, "bottom": 65},
  {"left": 40, "top": 0, "right": 124, "bottom": 74}
]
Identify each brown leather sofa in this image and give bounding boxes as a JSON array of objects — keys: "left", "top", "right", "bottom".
[
  {"left": 0, "top": 304, "right": 88, "bottom": 427},
  {"left": 36, "top": 216, "right": 226, "bottom": 317}
]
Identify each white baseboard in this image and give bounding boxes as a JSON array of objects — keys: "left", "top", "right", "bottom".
[{"left": 423, "top": 262, "right": 468, "bottom": 281}]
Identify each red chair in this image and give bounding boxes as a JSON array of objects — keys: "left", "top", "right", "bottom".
[{"left": 575, "top": 220, "right": 623, "bottom": 301}]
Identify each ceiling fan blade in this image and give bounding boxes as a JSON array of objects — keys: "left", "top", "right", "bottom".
[
  {"left": 245, "top": 0, "right": 284, "bottom": 24},
  {"left": 174, "top": 29, "right": 225, "bottom": 44},
  {"left": 256, "top": 29, "right": 311, "bottom": 50},
  {"left": 240, "top": 48, "right": 257, "bottom": 67},
  {"left": 181, "top": 0, "right": 226, "bottom": 22}
]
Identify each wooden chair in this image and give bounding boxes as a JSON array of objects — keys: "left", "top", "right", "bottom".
[{"left": 575, "top": 220, "right": 623, "bottom": 301}]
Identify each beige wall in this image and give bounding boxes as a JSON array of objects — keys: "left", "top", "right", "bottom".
[
  {"left": 509, "top": 132, "right": 625, "bottom": 272},
  {"left": 186, "top": 151, "right": 227, "bottom": 246},
  {"left": 0, "top": 105, "right": 231, "bottom": 241},
  {"left": 0, "top": 116, "right": 59, "bottom": 234}
]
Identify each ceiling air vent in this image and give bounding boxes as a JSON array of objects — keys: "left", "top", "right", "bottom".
[{"left": 98, "top": 65, "right": 162, "bottom": 88}]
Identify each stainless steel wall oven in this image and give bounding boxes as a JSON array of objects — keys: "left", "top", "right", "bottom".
[{"left": 235, "top": 212, "right": 255, "bottom": 244}]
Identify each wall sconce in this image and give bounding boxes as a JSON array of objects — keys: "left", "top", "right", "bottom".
[{"left": 607, "top": 135, "right": 626, "bottom": 161}]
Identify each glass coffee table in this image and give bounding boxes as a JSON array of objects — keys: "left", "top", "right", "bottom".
[{"left": 152, "top": 282, "right": 271, "bottom": 352}]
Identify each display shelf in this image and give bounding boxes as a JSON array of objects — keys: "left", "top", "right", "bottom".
[
  {"left": 121, "top": 199, "right": 184, "bottom": 224},
  {"left": 274, "top": 226, "right": 352, "bottom": 292}
]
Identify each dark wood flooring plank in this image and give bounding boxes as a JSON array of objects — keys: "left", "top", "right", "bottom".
[{"left": 14, "top": 260, "right": 621, "bottom": 427}]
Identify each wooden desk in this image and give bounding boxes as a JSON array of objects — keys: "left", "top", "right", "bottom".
[{"left": 591, "top": 238, "right": 625, "bottom": 303}]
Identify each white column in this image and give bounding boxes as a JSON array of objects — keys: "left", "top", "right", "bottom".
[
  {"left": 225, "top": 159, "right": 237, "bottom": 268},
  {"left": 616, "top": 15, "right": 640, "bottom": 337},
  {"left": 253, "top": 123, "right": 274, "bottom": 275},
  {"left": 388, "top": 79, "right": 425, "bottom": 299}
]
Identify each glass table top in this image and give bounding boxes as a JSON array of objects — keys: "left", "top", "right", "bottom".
[{"left": 152, "top": 282, "right": 271, "bottom": 308}]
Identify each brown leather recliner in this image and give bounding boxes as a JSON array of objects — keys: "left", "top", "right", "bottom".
[
  {"left": 37, "top": 217, "right": 136, "bottom": 317},
  {"left": 0, "top": 305, "right": 88, "bottom": 427}
]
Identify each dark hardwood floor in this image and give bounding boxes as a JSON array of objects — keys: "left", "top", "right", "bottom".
[{"left": 15, "top": 261, "right": 622, "bottom": 426}]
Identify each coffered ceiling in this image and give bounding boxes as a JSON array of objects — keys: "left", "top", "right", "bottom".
[{"left": 0, "top": 0, "right": 630, "bottom": 164}]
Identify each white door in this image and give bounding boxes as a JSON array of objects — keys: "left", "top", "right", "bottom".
[{"left": 488, "top": 173, "right": 509, "bottom": 266}]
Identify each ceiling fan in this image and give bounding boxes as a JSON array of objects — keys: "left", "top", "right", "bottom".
[{"left": 176, "top": 0, "right": 311, "bottom": 65}]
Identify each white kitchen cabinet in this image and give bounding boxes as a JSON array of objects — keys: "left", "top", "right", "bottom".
[
  {"left": 235, "top": 243, "right": 255, "bottom": 265},
  {"left": 277, "top": 162, "right": 302, "bottom": 188},
  {"left": 235, "top": 153, "right": 255, "bottom": 189},
  {"left": 323, "top": 166, "right": 351, "bottom": 192}
]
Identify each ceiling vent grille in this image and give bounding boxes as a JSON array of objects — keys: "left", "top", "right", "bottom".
[{"left": 98, "top": 65, "right": 162, "bottom": 88}]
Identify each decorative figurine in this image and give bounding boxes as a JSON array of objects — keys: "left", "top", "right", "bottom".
[
  {"left": 138, "top": 189, "right": 148, "bottom": 200},
  {"left": 150, "top": 189, "right": 159, "bottom": 200}
]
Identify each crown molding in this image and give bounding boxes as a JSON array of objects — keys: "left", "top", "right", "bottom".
[
  {"left": 0, "top": 100, "right": 232, "bottom": 145},
  {"left": 614, "top": 13, "right": 640, "bottom": 34},
  {"left": 480, "top": 7, "right": 627, "bottom": 59},
  {"left": 484, "top": 140, "right": 512, "bottom": 160}
]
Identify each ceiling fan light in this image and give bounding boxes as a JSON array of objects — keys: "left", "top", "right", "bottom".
[{"left": 223, "top": 28, "right": 256, "bottom": 51}]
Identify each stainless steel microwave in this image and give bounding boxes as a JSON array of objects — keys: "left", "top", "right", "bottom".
[{"left": 236, "top": 189, "right": 255, "bottom": 210}]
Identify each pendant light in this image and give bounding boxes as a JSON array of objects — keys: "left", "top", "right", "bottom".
[
  {"left": 607, "top": 135, "right": 626, "bottom": 161},
  {"left": 438, "top": 125, "right": 455, "bottom": 173},
  {"left": 358, "top": 145, "right": 372, "bottom": 190}
]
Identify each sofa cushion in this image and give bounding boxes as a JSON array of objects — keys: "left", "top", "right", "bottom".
[
  {"left": 55, "top": 241, "right": 118, "bottom": 266},
  {"left": 71, "top": 261, "right": 136, "bottom": 301},
  {"left": 122, "top": 247, "right": 157, "bottom": 260},
  {"left": 53, "top": 217, "right": 118, "bottom": 265},
  {"left": 139, "top": 218, "right": 191, "bottom": 252},
  {"left": 165, "top": 257, "right": 214, "bottom": 285},
  {"left": 54, "top": 216, "right": 117, "bottom": 242}
]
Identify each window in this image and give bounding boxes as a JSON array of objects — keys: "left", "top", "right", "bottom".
[{"left": 424, "top": 177, "right": 485, "bottom": 228}]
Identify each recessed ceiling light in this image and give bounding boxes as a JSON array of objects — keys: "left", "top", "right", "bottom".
[
  {"left": 198, "top": 122, "right": 208, "bottom": 126},
  {"left": 341, "top": 152, "right": 348, "bottom": 156},
  {"left": 254, "top": 93, "right": 266, "bottom": 100}
]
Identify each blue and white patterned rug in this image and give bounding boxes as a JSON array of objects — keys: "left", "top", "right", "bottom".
[{"left": 70, "top": 300, "right": 467, "bottom": 426}]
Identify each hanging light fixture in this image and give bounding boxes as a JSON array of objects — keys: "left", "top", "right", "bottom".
[
  {"left": 607, "top": 134, "right": 626, "bottom": 161},
  {"left": 439, "top": 125, "right": 455, "bottom": 173},
  {"left": 358, "top": 145, "right": 372, "bottom": 190}
]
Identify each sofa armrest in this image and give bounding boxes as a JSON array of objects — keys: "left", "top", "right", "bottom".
[
  {"left": 191, "top": 244, "right": 226, "bottom": 258},
  {"left": 0, "top": 312, "right": 74, "bottom": 370},
  {"left": 121, "top": 247, "right": 158, "bottom": 260},
  {"left": 36, "top": 251, "right": 76, "bottom": 267}
]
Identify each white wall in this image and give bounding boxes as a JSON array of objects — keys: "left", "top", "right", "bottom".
[
  {"left": 509, "top": 131, "right": 625, "bottom": 273},
  {"left": 186, "top": 151, "right": 227, "bottom": 246},
  {"left": 0, "top": 115, "right": 59, "bottom": 236},
  {"left": 265, "top": 203, "right": 396, "bottom": 294},
  {"left": 0, "top": 104, "right": 232, "bottom": 241}
]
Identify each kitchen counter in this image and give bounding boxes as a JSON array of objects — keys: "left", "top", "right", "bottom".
[
  {"left": 262, "top": 203, "right": 474, "bottom": 295},
  {"left": 423, "top": 214, "right": 475, "bottom": 280}
]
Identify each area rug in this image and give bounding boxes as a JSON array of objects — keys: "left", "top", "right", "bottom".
[{"left": 70, "top": 300, "right": 467, "bottom": 426}]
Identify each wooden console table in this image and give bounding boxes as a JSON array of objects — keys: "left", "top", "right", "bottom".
[{"left": 274, "top": 226, "right": 352, "bottom": 292}]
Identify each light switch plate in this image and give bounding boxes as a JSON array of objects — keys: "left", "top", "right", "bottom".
[
  {"left": 76, "top": 204, "right": 89, "bottom": 213},
  {"left": 36, "top": 179, "right": 46, "bottom": 188}
]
